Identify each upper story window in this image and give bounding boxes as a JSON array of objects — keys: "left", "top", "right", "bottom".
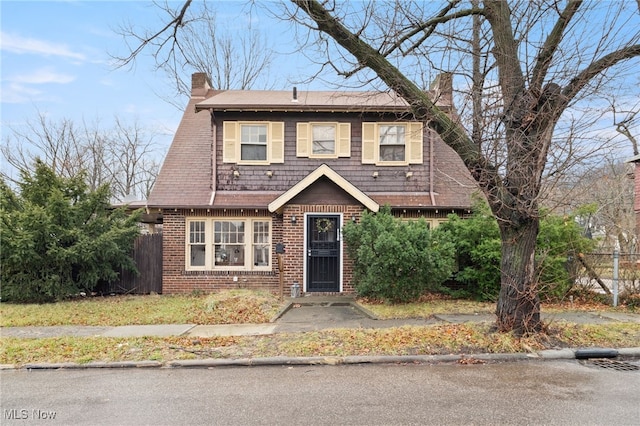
[
  {"left": 297, "top": 122, "right": 351, "bottom": 159},
  {"left": 312, "top": 124, "right": 336, "bottom": 155},
  {"left": 223, "top": 121, "right": 284, "bottom": 165},
  {"left": 379, "top": 125, "right": 406, "bottom": 162},
  {"left": 240, "top": 124, "right": 267, "bottom": 161},
  {"left": 362, "top": 122, "right": 424, "bottom": 166},
  {"left": 186, "top": 218, "right": 271, "bottom": 271}
]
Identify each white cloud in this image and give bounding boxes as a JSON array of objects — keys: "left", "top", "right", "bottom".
[
  {"left": 10, "top": 68, "right": 76, "bottom": 85},
  {"left": 0, "top": 31, "right": 86, "bottom": 61},
  {"left": 1, "top": 68, "right": 76, "bottom": 104},
  {"left": 1, "top": 82, "right": 43, "bottom": 104}
]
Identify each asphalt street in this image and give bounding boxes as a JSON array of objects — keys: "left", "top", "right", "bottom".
[{"left": 1, "top": 360, "right": 638, "bottom": 425}]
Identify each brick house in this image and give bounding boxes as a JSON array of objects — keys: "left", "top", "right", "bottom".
[{"left": 146, "top": 73, "right": 476, "bottom": 295}]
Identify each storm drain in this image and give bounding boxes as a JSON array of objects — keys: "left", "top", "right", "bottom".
[{"left": 583, "top": 358, "right": 640, "bottom": 372}]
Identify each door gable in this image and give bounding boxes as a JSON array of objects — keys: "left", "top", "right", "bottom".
[
  {"left": 268, "top": 164, "right": 379, "bottom": 213},
  {"left": 289, "top": 176, "right": 359, "bottom": 205}
]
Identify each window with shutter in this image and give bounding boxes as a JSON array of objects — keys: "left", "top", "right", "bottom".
[
  {"left": 296, "top": 122, "right": 351, "bottom": 159},
  {"left": 361, "top": 122, "right": 423, "bottom": 166},
  {"left": 222, "top": 121, "right": 284, "bottom": 165}
]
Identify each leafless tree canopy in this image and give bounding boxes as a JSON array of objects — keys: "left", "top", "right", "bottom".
[
  {"left": 1, "top": 111, "right": 162, "bottom": 202},
  {"left": 113, "top": 1, "right": 275, "bottom": 107},
  {"left": 285, "top": 0, "right": 639, "bottom": 333}
]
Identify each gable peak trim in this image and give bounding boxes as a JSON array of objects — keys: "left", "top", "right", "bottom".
[{"left": 268, "top": 164, "right": 379, "bottom": 213}]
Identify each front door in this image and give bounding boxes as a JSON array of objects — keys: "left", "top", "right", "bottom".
[{"left": 306, "top": 215, "right": 340, "bottom": 292}]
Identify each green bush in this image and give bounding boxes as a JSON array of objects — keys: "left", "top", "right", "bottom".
[
  {"left": 536, "top": 211, "right": 596, "bottom": 299},
  {"left": 0, "top": 161, "right": 141, "bottom": 303},
  {"left": 438, "top": 203, "right": 501, "bottom": 301},
  {"left": 439, "top": 200, "right": 597, "bottom": 301},
  {"left": 343, "top": 206, "right": 455, "bottom": 303}
]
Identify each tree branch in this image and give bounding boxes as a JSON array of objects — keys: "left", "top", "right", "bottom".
[
  {"left": 115, "top": 0, "right": 192, "bottom": 69},
  {"left": 483, "top": 1, "right": 525, "bottom": 105},
  {"left": 530, "top": 0, "right": 583, "bottom": 92},
  {"left": 562, "top": 44, "right": 640, "bottom": 108},
  {"left": 291, "top": 0, "right": 509, "bottom": 208}
]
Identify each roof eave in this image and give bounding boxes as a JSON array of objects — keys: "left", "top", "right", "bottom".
[{"left": 194, "top": 104, "right": 412, "bottom": 114}]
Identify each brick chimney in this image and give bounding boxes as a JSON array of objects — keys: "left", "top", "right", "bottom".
[
  {"left": 191, "top": 72, "right": 212, "bottom": 97},
  {"left": 430, "top": 72, "right": 453, "bottom": 107}
]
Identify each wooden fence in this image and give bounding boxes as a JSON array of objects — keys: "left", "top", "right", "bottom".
[{"left": 98, "top": 233, "right": 163, "bottom": 294}]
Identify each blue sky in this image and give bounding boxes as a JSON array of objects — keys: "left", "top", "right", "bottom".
[
  {"left": 1, "top": 0, "right": 638, "bottom": 179},
  {"left": 0, "top": 1, "right": 299, "bottom": 155}
]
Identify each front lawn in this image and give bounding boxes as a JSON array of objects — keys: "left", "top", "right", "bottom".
[
  {"left": 0, "top": 290, "right": 283, "bottom": 327},
  {"left": 2, "top": 290, "right": 638, "bottom": 366},
  {"left": 2, "top": 322, "right": 639, "bottom": 366}
]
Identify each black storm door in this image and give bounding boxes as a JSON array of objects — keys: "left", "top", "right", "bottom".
[{"left": 306, "top": 215, "right": 340, "bottom": 292}]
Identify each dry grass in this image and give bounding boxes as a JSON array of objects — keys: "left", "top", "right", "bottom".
[
  {"left": 0, "top": 290, "right": 283, "bottom": 327},
  {"left": 2, "top": 291, "right": 639, "bottom": 367},
  {"left": 2, "top": 322, "right": 638, "bottom": 367},
  {"left": 360, "top": 297, "right": 494, "bottom": 319}
]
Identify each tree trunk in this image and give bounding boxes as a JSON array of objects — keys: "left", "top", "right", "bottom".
[{"left": 496, "top": 217, "right": 542, "bottom": 335}]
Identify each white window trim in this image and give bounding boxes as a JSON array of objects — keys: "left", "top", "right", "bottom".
[
  {"left": 362, "top": 122, "right": 423, "bottom": 166},
  {"left": 309, "top": 122, "right": 338, "bottom": 159},
  {"left": 185, "top": 218, "right": 272, "bottom": 271},
  {"left": 378, "top": 123, "right": 407, "bottom": 166},
  {"left": 223, "top": 121, "right": 284, "bottom": 165},
  {"left": 239, "top": 123, "right": 269, "bottom": 165}
]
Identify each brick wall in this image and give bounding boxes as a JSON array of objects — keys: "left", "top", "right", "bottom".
[
  {"left": 281, "top": 204, "right": 362, "bottom": 295},
  {"left": 161, "top": 209, "right": 281, "bottom": 294},
  {"left": 161, "top": 205, "right": 362, "bottom": 296}
]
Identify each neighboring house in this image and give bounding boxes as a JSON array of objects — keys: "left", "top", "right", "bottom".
[{"left": 146, "top": 73, "right": 476, "bottom": 295}]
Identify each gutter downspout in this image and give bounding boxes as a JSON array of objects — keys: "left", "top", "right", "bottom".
[
  {"left": 209, "top": 108, "right": 216, "bottom": 206},
  {"left": 429, "top": 128, "right": 436, "bottom": 207}
]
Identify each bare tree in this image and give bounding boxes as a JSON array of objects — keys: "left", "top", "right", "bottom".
[
  {"left": 113, "top": 1, "right": 275, "bottom": 107},
  {"left": 103, "top": 117, "right": 162, "bottom": 201},
  {"left": 114, "top": 0, "right": 639, "bottom": 334},
  {"left": 547, "top": 158, "right": 635, "bottom": 251},
  {"left": 1, "top": 111, "right": 85, "bottom": 182},
  {"left": 284, "top": 0, "right": 640, "bottom": 334},
  {"left": 612, "top": 101, "right": 640, "bottom": 156},
  {"left": 1, "top": 113, "right": 162, "bottom": 202}
]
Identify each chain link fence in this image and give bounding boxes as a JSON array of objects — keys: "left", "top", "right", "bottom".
[{"left": 572, "top": 252, "right": 639, "bottom": 295}]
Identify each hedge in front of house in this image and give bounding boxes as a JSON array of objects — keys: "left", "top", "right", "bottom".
[
  {"left": 0, "top": 161, "right": 141, "bottom": 303},
  {"left": 343, "top": 206, "right": 455, "bottom": 303}
]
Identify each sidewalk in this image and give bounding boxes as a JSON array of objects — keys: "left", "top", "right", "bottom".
[
  {"left": 2, "top": 300, "right": 639, "bottom": 339},
  {"left": 2, "top": 300, "right": 639, "bottom": 370}
]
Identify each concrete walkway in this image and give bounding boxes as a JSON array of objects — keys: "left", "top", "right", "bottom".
[{"left": 2, "top": 298, "right": 639, "bottom": 339}]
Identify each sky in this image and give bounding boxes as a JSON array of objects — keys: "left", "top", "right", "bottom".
[
  {"left": 2, "top": 2, "right": 185, "bottom": 140},
  {"left": 1, "top": 0, "right": 638, "bottom": 183},
  {"left": 0, "top": 0, "right": 314, "bottom": 180}
]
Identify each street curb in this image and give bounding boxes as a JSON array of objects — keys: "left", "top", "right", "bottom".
[
  {"left": 19, "top": 361, "right": 163, "bottom": 370},
  {"left": 6, "top": 348, "right": 640, "bottom": 370}
]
